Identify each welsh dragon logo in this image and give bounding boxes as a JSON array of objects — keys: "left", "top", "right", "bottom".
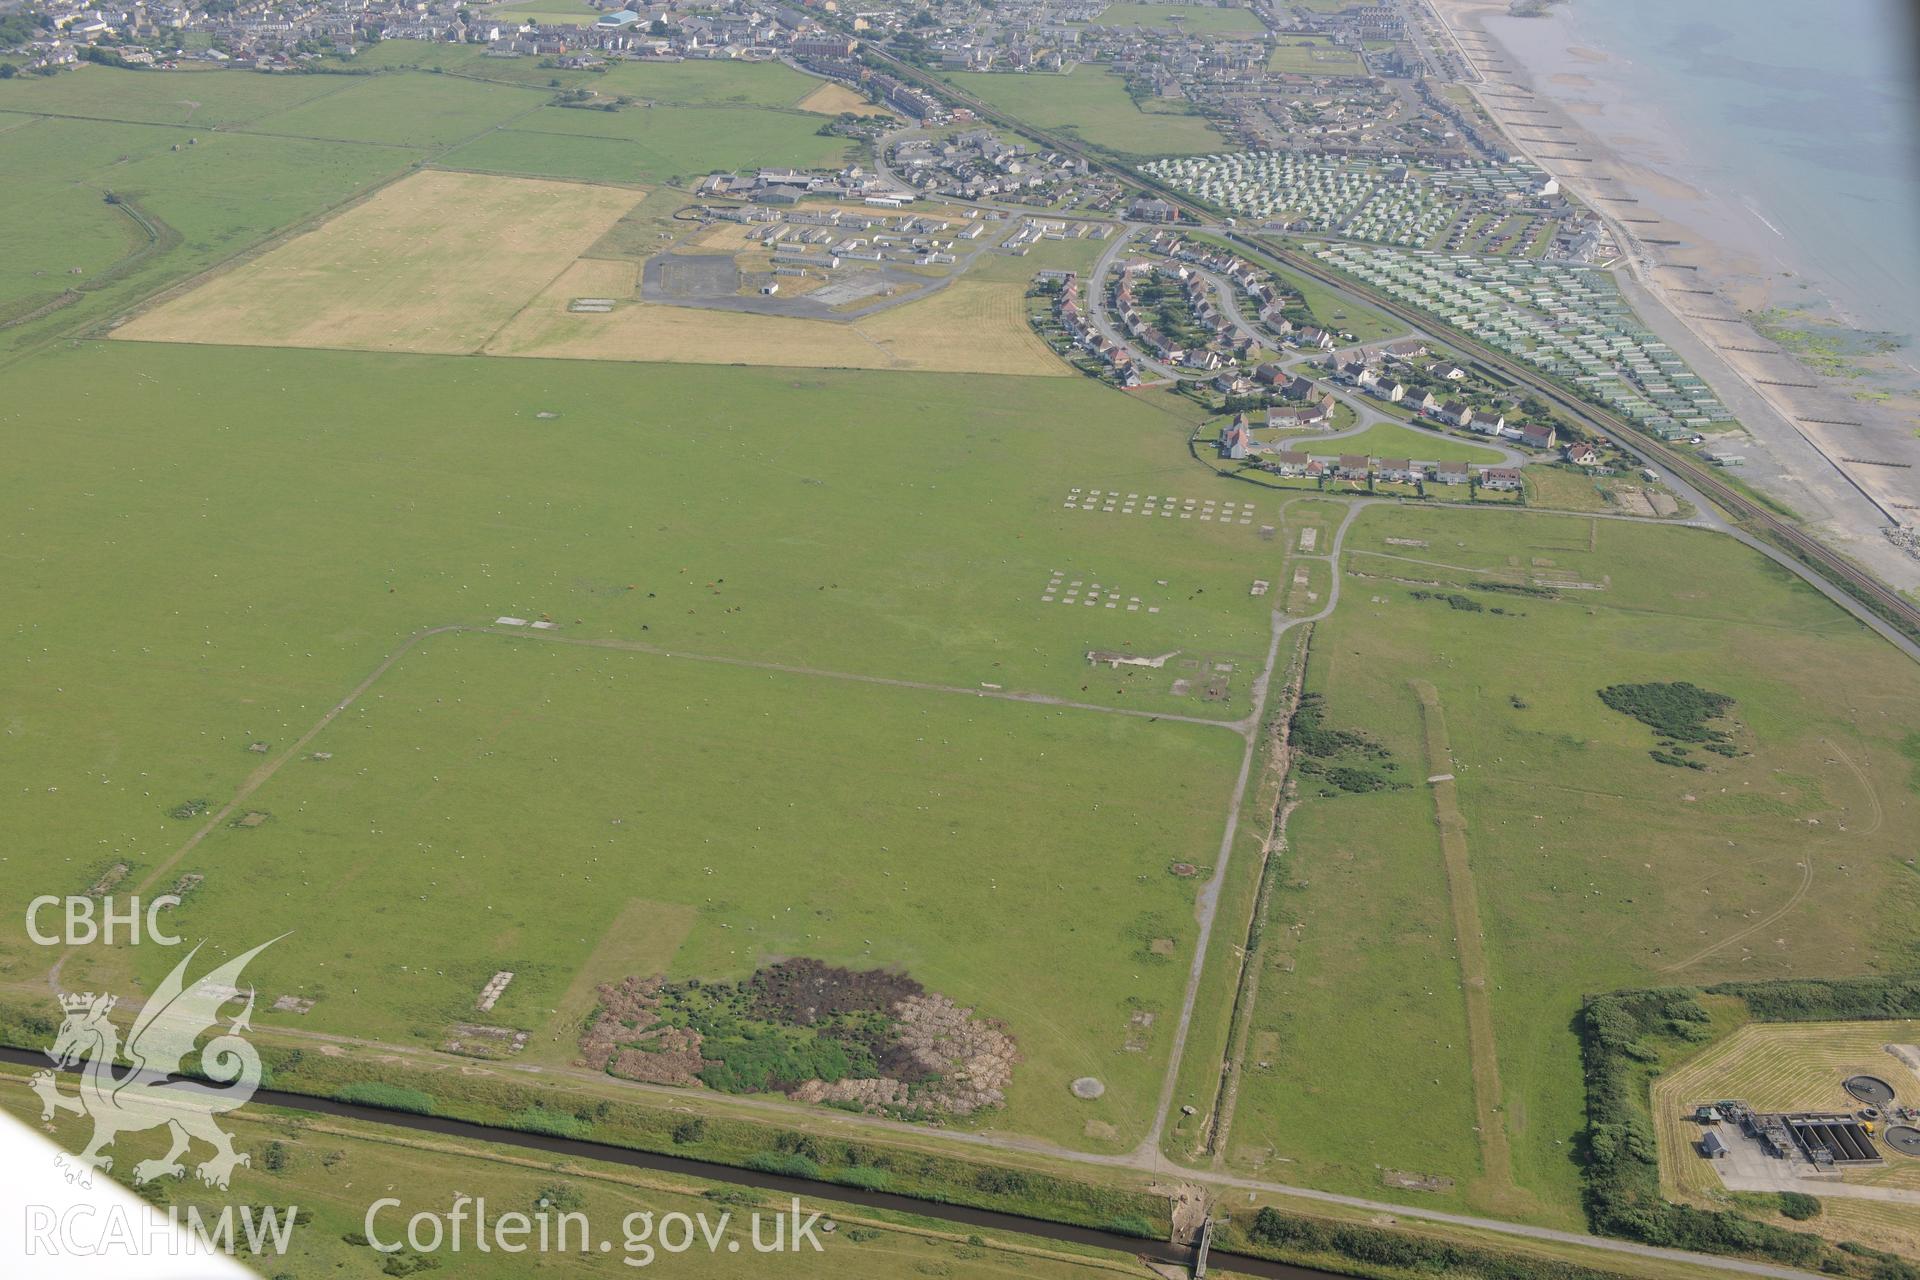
[{"left": 32, "top": 937, "right": 280, "bottom": 1190}]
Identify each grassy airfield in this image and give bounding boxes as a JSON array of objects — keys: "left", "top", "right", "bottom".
[
  {"left": 0, "top": 340, "right": 1290, "bottom": 1153},
  {"left": 0, "top": 52, "right": 1916, "bottom": 1255}
]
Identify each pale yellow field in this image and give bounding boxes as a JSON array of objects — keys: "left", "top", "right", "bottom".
[
  {"left": 484, "top": 258, "right": 1070, "bottom": 376},
  {"left": 1651, "top": 1020, "right": 1920, "bottom": 1253},
  {"left": 796, "top": 81, "right": 898, "bottom": 118},
  {"left": 1805, "top": 1196, "right": 1920, "bottom": 1259},
  {"left": 117, "top": 170, "right": 643, "bottom": 354}
]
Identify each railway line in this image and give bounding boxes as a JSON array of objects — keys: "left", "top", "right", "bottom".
[{"left": 1226, "top": 236, "right": 1920, "bottom": 647}]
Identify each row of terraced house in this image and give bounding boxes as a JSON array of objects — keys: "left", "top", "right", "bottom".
[{"left": 1217, "top": 416, "right": 1521, "bottom": 490}]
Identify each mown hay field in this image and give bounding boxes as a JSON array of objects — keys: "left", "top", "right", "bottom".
[
  {"left": 0, "top": 105, "right": 425, "bottom": 343},
  {"left": 1654, "top": 1020, "right": 1920, "bottom": 1195},
  {"left": 115, "top": 170, "right": 643, "bottom": 354},
  {"left": 796, "top": 81, "right": 897, "bottom": 118},
  {"left": 1801, "top": 1197, "right": 1920, "bottom": 1262},
  {"left": 1651, "top": 1018, "right": 1920, "bottom": 1254},
  {"left": 486, "top": 258, "right": 1070, "bottom": 377}
]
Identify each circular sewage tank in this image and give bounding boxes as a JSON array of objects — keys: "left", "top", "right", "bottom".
[
  {"left": 1885, "top": 1125, "right": 1920, "bottom": 1157},
  {"left": 1845, "top": 1075, "right": 1896, "bottom": 1107}
]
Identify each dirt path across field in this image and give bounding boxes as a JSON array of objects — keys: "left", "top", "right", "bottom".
[
  {"left": 45, "top": 623, "right": 468, "bottom": 994},
  {"left": 1204, "top": 630, "right": 1313, "bottom": 1169},
  {"left": 44, "top": 619, "right": 1246, "bottom": 997},
  {"left": 1655, "top": 737, "right": 1882, "bottom": 976},
  {"left": 496, "top": 628, "right": 1252, "bottom": 735},
  {"left": 1410, "top": 677, "right": 1533, "bottom": 1219},
  {"left": 1141, "top": 499, "right": 1371, "bottom": 1156}
]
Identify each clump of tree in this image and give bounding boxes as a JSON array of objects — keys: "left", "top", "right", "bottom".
[
  {"left": 0, "top": 12, "right": 51, "bottom": 44},
  {"left": 1410, "top": 589, "right": 1483, "bottom": 612},
  {"left": 554, "top": 88, "right": 629, "bottom": 112},
  {"left": 1598, "top": 681, "right": 1736, "bottom": 742},
  {"left": 1709, "top": 974, "right": 1920, "bottom": 1021},
  {"left": 1598, "top": 681, "right": 1742, "bottom": 767},
  {"left": 79, "top": 46, "right": 137, "bottom": 70},
  {"left": 1777, "top": 1192, "right": 1820, "bottom": 1221},
  {"left": 1239, "top": 1205, "right": 1629, "bottom": 1279},
  {"left": 1470, "top": 579, "right": 1558, "bottom": 598},
  {"left": 1289, "top": 694, "right": 1405, "bottom": 795}
]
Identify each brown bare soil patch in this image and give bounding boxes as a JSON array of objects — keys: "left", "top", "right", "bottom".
[{"left": 796, "top": 82, "right": 897, "bottom": 118}]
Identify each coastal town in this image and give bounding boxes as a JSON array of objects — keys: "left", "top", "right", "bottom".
[
  {"left": 2, "top": 0, "right": 1521, "bottom": 176},
  {"left": 1, "top": 3, "right": 1917, "bottom": 1279},
  {"left": 2, "top": 0, "right": 1746, "bottom": 488}
]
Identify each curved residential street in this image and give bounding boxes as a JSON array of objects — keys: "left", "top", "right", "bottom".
[{"left": 1088, "top": 224, "right": 1193, "bottom": 381}]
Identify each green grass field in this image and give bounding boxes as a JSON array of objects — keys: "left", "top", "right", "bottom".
[
  {"left": 0, "top": 115, "right": 173, "bottom": 318},
  {"left": 0, "top": 57, "right": 863, "bottom": 345},
  {"left": 1267, "top": 35, "right": 1366, "bottom": 77},
  {"left": 1085, "top": 3, "right": 1266, "bottom": 34},
  {"left": 331, "top": 38, "right": 605, "bottom": 87},
  {"left": 491, "top": 0, "right": 597, "bottom": 12},
  {"left": 0, "top": 109, "right": 423, "bottom": 343},
  {"left": 1272, "top": 263, "right": 1404, "bottom": 343},
  {"left": 1221, "top": 503, "right": 1920, "bottom": 1222},
  {"left": 0, "top": 62, "right": 351, "bottom": 125},
  {"left": 477, "top": 104, "right": 853, "bottom": 182},
  {"left": 126, "top": 627, "right": 1243, "bottom": 1150},
  {"left": 595, "top": 58, "right": 828, "bottom": 108},
  {"left": 1302, "top": 423, "right": 1504, "bottom": 464},
  {"left": 945, "top": 69, "right": 1224, "bottom": 158},
  {"left": 1521, "top": 464, "right": 1615, "bottom": 512},
  {"left": 489, "top": 0, "right": 602, "bottom": 19},
  {"left": 1226, "top": 776, "right": 1484, "bottom": 1194},
  {"left": 1, "top": 1071, "right": 1150, "bottom": 1280},
  {"left": 0, "top": 341, "right": 1297, "bottom": 1152},
  {"left": 437, "top": 127, "right": 657, "bottom": 183},
  {"left": 245, "top": 71, "right": 550, "bottom": 147}
]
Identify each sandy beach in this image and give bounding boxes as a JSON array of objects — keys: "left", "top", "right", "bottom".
[{"left": 1427, "top": 0, "right": 1920, "bottom": 594}]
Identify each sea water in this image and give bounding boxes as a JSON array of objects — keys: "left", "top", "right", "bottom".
[{"left": 1486, "top": 0, "right": 1920, "bottom": 346}]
